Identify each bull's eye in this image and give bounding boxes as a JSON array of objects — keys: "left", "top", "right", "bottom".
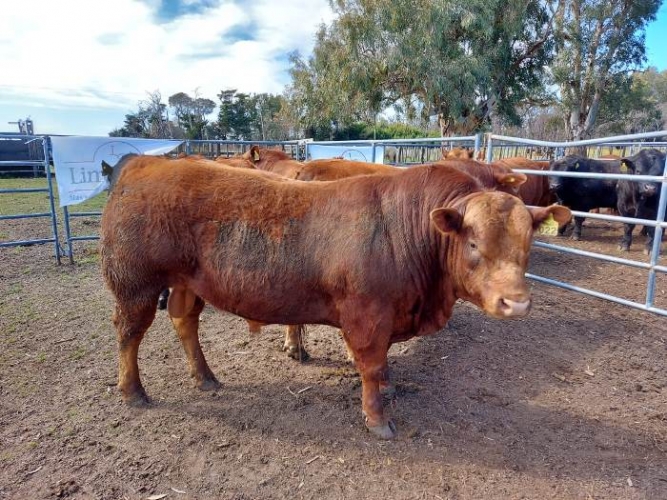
[{"left": 469, "top": 242, "right": 478, "bottom": 250}]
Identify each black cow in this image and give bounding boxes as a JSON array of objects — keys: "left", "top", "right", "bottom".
[
  {"left": 616, "top": 148, "right": 667, "bottom": 255},
  {"left": 548, "top": 156, "right": 621, "bottom": 240}
]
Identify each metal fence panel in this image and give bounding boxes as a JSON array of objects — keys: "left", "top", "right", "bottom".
[{"left": 0, "top": 135, "right": 61, "bottom": 263}]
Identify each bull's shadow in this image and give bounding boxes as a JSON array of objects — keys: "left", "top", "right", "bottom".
[{"left": 147, "top": 290, "right": 666, "bottom": 492}]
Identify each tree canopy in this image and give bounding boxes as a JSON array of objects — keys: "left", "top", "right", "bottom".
[
  {"left": 110, "top": 0, "right": 666, "bottom": 141},
  {"left": 551, "top": 0, "right": 663, "bottom": 139}
]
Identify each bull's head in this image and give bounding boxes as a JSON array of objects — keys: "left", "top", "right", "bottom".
[
  {"left": 621, "top": 149, "right": 666, "bottom": 199},
  {"left": 430, "top": 192, "right": 571, "bottom": 319}
]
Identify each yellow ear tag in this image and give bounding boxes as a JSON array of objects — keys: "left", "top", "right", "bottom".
[
  {"left": 537, "top": 213, "right": 559, "bottom": 236},
  {"left": 574, "top": 162, "right": 579, "bottom": 170},
  {"left": 253, "top": 151, "right": 260, "bottom": 161},
  {"left": 620, "top": 163, "right": 628, "bottom": 173}
]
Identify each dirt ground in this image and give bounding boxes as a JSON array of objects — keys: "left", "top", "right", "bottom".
[{"left": 1, "top": 215, "right": 666, "bottom": 500}]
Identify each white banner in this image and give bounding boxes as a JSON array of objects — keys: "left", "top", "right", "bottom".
[
  {"left": 307, "top": 144, "right": 385, "bottom": 164},
  {"left": 51, "top": 136, "right": 182, "bottom": 207}
]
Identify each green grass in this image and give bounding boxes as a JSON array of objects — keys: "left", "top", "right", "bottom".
[
  {"left": 71, "top": 347, "right": 86, "bottom": 360},
  {"left": 1, "top": 178, "right": 106, "bottom": 259},
  {"left": 0, "top": 177, "right": 107, "bottom": 216}
]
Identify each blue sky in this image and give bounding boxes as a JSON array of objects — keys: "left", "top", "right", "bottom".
[
  {"left": 645, "top": 3, "right": 667, "bottom": 71},
  {"left": 0, "top": 0, "right": 665, "bottom": 137}
]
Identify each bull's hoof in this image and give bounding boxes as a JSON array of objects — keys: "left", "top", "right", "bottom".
[
  {"left": 283, "top": 344, "right": 310, "bottom": 362},
  {"left": 122, "top": 388, "right": 151, "bottom": 407},
  {"left": 366, "top": 419, "right": 397, "bottom": 440},
  {"left": 196, "top": 375, "right": 221, "bottom": 391},
  {"left": 643, "top": 247, "right": 652, "bottom": 256},
  {"left": 571, "top": 234, "right": 581, "bottom": 241},
  {"left": 618, "top": 244, "right": 630, "bottom": 252},
  {"left": 379, "top": 382, "right": 396, "bottom": 398}
]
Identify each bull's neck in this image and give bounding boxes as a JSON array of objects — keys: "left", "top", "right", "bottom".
[{"left": 380, "top": 171, "right": 471, "bottom": 327}]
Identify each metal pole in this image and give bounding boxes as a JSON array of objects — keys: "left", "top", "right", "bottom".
[
  {"left": 645, "top": 154, "right": 667, "bottom": 308},
  {"left": 473, "top": 133, "right": 481, "bottom": 160},
  {"left": 62, "top": 205, "right": 74, "bottom": 264},
  {"left": 485, "top": 134, "right": 493, "bottom": 163},
  {"left": 42, "top": 137, "right": 61, "bottom": 265}
]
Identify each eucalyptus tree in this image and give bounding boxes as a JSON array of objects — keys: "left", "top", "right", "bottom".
[
  {"left": 288, "top": 0, "right": 554, "bottom": 136},
  {"left": 551, "top": 0, "right": 662, "bottom": 140}
]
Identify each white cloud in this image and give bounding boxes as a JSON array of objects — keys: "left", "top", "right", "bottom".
[{"left": 0, "top": 0, "right": 334, "bottom": 115}]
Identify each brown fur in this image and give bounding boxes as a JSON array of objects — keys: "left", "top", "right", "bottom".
[
  {"left": 214, "top": 156, "right": 256, "bottom": 169},
  {"left": 494, "top": 157, "right": 555, "bottom": 207},
  {"left": 242, "top": 146, "right": 304, "bottom": 178},
  {"left": 434, "top": 159, "right": 527, "bottom": 197},
  {"left": 442, "top": 147, "right": 474, "bottom": 160},
  {"left": 101, "top": 156, "right": 570, "bottom": 438},
  {"left": 297, "top": 159, "right": 397, "bottom": 181}
]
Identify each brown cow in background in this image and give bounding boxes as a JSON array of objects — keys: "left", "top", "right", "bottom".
[
  {"left": 494, "top": 157, "right": 555, "bottom": 207},
  {"left": 442, "top": 147, "right": 474, "bottom": 160},
  {"left": 297, "top": 158, "right": 396, "bottom": 181},
  {"left": 241, "top": 146, "right": 304, "bottom": 178},
  {"left": 100, "top": 154, "right": 570, "bottom": 439}
]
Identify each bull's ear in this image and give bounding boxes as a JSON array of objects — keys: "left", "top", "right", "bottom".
[
  {"left": 101, "top": 160, "right": 113, "bottom": 180},
  {"left": 430, "top": 208, "right": 462, "bottom": 234},
  {"left": 493, "top": 171, "right": 527, "bottom": 188},
  {"left": 620, "top": 159, "right": 635, "bottom": 174},
  {"left": 242, "top": 145, "right": 261, "bottom": 162},
  {"left": 528, "top": 204, "right": 572, "bottom": 230}
]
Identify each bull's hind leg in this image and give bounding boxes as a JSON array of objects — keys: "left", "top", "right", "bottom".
[
  {"left": 283, "top": 325, "right": 310, "bottom": 361},
  {"left": 114, "top": 297, "right": 158, "bottom": 406},
  {"left": 170, "top": 295, "right": 220, "bottom": 391}
]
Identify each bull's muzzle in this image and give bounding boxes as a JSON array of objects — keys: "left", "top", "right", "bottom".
[
  {"left": 498, "top": 298, "right": 532, "bottom": 317},
  {"left": 641, "top": 183, "right": 658, "bottom": 197}
]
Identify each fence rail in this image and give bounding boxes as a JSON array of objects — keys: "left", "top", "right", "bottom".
[{"left": 0, "top": 135, "right": 61, "bottom": 263}]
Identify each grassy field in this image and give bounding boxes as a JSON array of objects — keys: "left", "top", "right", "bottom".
[{"left": 0, "top": 177, "right": 106, "bottom": 258}]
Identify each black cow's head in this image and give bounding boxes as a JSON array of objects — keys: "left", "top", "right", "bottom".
[
  {"left": 548, "top": 156, "right": 581, "bottom": 194},
  {"left": 621, "top": 149, "right": 666, "bottom": 198}
]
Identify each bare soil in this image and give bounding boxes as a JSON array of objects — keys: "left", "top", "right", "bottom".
[{"left": 1, "top": 215, "right": 666, "bottom": 500}]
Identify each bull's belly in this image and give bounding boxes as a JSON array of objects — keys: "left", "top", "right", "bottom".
[{"left": 186, "top": 270, "right": 341, "bottom": 327}]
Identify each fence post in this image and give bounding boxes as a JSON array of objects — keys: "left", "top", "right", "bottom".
[
  {"left": 62, "top": 205, "right": 74, "bottom": 264},
  {"left": 42, "top": 137, "right": 61, "bottom": 264},
  {"left": 485, "top": 134, "right": 493, "bottom": 163},
  {"left": 645, "top": 154, "right": 667, "bottom": 309},
  {"left": 474, "top": 133, "right": 482, "bottom": 160}
]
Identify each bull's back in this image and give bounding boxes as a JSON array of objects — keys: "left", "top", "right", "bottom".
[
  {"left": 100, "top": 156, "right": 402, "bottom": 321},
  {"left": 298, "top": 159, "right": 397, "bottom": 181}
]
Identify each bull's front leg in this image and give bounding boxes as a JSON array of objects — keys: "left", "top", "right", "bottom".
[
  {"left": 643, "top": 226, "right": 657, "bottom": 256},
  {"left": 170, "top": 295, "right": 220, "bottom": 391},
  {"left": 343, "top": 331, "right": 395, "bottom": 439},
  {"left": 618, "top": 223, "right": 635, "bottom": 252},
  {"left": 341, "top": 330, "right": 394, "bottom": 397},
  {"left": 572, "top": 215, "right": 585, "bottom": 240}
]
